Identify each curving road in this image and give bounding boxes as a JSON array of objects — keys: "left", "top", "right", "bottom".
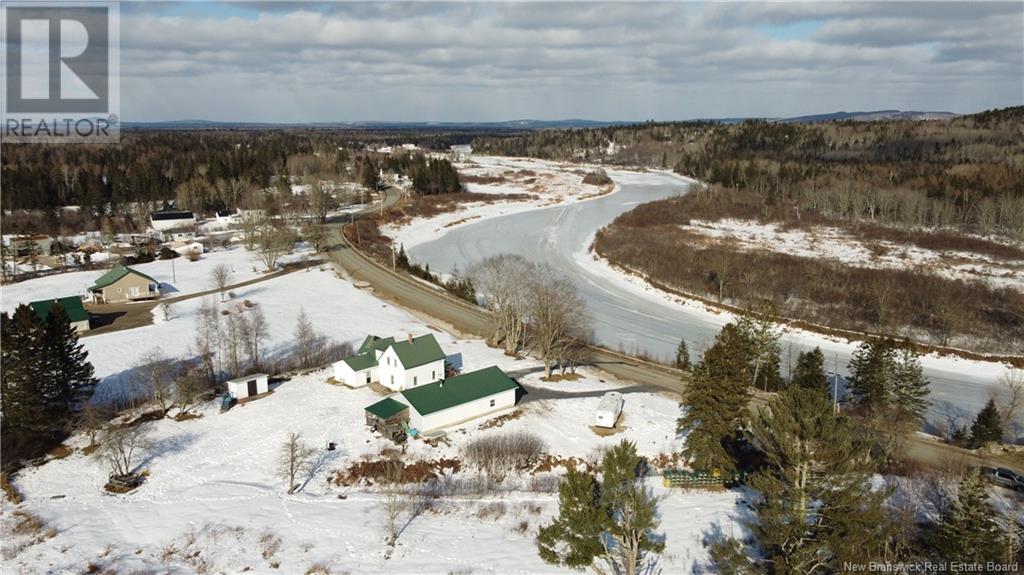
[{"left": 406, "top": 166, "right": 1019, "bottom": 437}]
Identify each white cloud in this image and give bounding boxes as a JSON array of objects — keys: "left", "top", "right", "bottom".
[{"left": 117, "top": 1, "right": 1023, "bottom": 121}]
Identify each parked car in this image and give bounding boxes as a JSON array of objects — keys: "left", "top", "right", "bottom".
[{"left": 980, "top": 467, "right": 1024, "bottom": 492}]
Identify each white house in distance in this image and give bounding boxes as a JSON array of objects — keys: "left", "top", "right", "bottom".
[
  {"left": 227, "top": 373, "right": 269, "bottom": 400},
  {"left": 365, "top": 365, "right": 519, "bottom": 435},
  {"left": 332, "top": 333, "right": 445, "bottom": 391}
]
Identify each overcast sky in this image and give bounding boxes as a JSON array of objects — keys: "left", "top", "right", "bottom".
[{"left": 120, "top": 1, "right": 1023, "bottom": 122}]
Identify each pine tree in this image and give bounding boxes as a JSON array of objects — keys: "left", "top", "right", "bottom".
[
  {"left": 846, "top": 339, "right": 894, "bottom": 412},
  {"left": 969, "top": 399, "right": 1004, "bottom": 447},
  {"left": 0, "top": 307, "right": 50, "bottom": 465},
  {"left": 932, "top": 469, "right": 1003, "bottom": 562},
  {"left": 674, "top": 338, "right": 691, "bottom": 370},
  {"left": 889, "top": 343, "right": 930, "bottom": 422},
  {"left": 537, "top": 440, "right": 664, "bottom": 575},
  {"left": 679, "top": 323, "right": 750, "bottom": 473},
  {"left": 39, "top": 303, "right": 96, "bottom": 413},
  {"left": 790, "top": 347, "right": 827, "bottom": 391},
  {"left": 716, "top": 385, "right": 893, "bottom": 573}
]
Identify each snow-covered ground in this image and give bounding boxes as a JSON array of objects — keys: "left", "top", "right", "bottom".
[
  {"left": 684, "top": 218, "right": 1024, "bottom": 290},
  {"left": 384, "top": 155, "right": 618, "bottom": 250},
  {"left": 0, "top": 245, "right": 320, "bottom": 315},
  {"left": 4, "top": 265, "right": 745, "bottom": 574}
]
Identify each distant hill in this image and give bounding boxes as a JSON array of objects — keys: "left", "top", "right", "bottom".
[
  {"left": 123, "top": 111, "right": 964, "bottom": 131},
  {"left": 779, "top": 110, "right": 959, "bottom": 123}
]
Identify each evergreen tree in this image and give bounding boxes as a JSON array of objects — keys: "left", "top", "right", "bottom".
[
  {"left": 674, "top": 338, "right": 691, "bottom": 370},
  {"left": 39, "top": 303, "right": 96, "bottom": 413},
  {"left": 846, "top": 339, "right": 893, "bottom": 412},
  {"left": 712, "top": 385, "right": 893, "bottom": 573},
  {"left": 889, "top": 343, "right": 930, "bottom": 422},
  {"left": 679, "top": 323, "right": 750, "bottom": 473},
  {"left": 537, "top": 440, "right": 664, "bottom": 575},
  {"left": 790, "top": 347, "right": 827, "bottom": 391},
  {"left": 932, "top": 469, "right": 1003, "bottom": 563},
  {"left": 0, "top": 308, "right": 47, "bottom": 433},
  {"left": 736, "top": 302, "right": 783, "bottom": 391},
  {"left": 969, "top": 399, "right": 1004, "bottom": 447}
]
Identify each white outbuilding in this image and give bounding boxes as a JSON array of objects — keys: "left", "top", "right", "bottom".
[
  {"left": 226, "top": 373, "right": 269, "bottom": 400},
  {"left": 594, "top": 392, "right": 624, "bottom": 428}
]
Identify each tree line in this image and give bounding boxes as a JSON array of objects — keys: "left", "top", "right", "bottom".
[
  {"left": 474, "top": 107, "right": 1024, "bottom": 237},
  {"left": 1, "top": 129, "right": 477, "bottom": 235}
]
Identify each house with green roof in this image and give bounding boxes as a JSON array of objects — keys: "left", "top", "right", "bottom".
[
  {"left": 332, "top": 333, "right": 445, "bottom": 390},
  {"left": 28, "top": 296, "right": 91, "bottom": 332},
  {"left": 88, "top": 265, "right": 160, "bottom": 304},
  {"left": 364, "top": 365, "right": 520, "bottom": 435}
]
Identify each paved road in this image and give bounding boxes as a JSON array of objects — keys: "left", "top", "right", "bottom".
[{"left": 330, "top": 188, "right": 1023, "bottom": 473}]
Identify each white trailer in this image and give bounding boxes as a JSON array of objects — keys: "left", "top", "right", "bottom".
[{"left": 594, "top": 392, "right": 624, "bottom": 428}]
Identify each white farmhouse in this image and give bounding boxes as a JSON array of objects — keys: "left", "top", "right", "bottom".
[
  {"left": 226, "top": 373, "right": 269, "bottom": 400},
  {"left": 332, "top": 333, "right": 445, "bottom": 391},
  {"left": 377, "top": 334, "right": 446, "bottom": 391},
  {"left": 386, "top": 366, "right": 519, "bottom": 433},
  {"left": 332, "top": 335, "right": 395, "bottom": 387}
]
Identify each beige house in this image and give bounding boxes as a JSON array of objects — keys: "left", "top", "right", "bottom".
[{"left": 88, "top": 265, "right": 160, "bottom": 304}]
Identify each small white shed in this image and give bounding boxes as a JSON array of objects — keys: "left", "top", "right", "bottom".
[
  {"left": 227, "top": 373, "right": 269, "bottom": 399},
  {"left": 594, "top": 392, "right": 624, "bottom": 428}
]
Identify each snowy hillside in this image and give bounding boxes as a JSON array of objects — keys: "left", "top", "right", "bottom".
[{"left": 3, "top": 266, "right": 746, "bottom": 574}]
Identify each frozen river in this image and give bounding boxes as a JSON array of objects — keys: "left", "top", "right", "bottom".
[{"left": 409, "top": 167, "right": 1015, "bottom": 434}]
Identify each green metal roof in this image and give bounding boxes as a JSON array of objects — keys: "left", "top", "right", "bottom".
[
  {"left": 400, "top": 366, "right": 518, "bottom": 416},
  {"left": 390, "top": 334, "right": 445, "bottom": 368},
  {"left": 365, "top": 397, "right": 409, "bottom": 420},
  {"left": 88, "top": 265, "right": 158, "bottom": 291},
  {"left": 357, "top": 335, "right": 395, "bottom": 355},
  {"left": 343, "top": 353, "right": 378, "bottom": 372},
  {"left": 29, "top": 296, "right": 89, "bottom": 324}
]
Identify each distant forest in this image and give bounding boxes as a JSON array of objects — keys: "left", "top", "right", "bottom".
[
  {"left": 1, "top": 129, "right": 475, "bottom": 235},
  {"left": 477, "top": 107, "right": 1024, "bottom": 354},
  {"left": 475, "top": 107, "right": 1024, "bottom": 237}
]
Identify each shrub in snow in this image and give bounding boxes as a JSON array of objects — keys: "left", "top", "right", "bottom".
[{"left": 462, "top": 431, "right": 547, "bottom": 480}]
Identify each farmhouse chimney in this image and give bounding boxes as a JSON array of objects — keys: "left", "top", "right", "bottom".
[{"left": 407, "top": 333, "right": 413, "bottom": 343}]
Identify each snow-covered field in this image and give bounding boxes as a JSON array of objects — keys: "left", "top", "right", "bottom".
[
  {"left": 1, "top": 244, "right": 321, "bottom": 315},
  {"left": 683, "top": 218, "right": 1024, "bottom": 291},
  {"left": 384, "top": 155, "right": 618, "bottom": 250},
  {"left": 4, "top": 266, "right": 745, "bottom": 574},
  {"left": 1, "top": 248, "right": 260, "bottom": 313}
]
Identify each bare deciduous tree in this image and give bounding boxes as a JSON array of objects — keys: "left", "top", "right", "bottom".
[
  {"left": 527, "top": 269, "right": 591, "bottom": 378},
  {"left": 380, "top": 458, "right": 406, "bottom": 548},
  {"left": 242, "top": 306, "right": 269, "bottom": 372},
  {"left": 993, "top": 370, "right": 1024, "bottom": 440},
  {"left": 470, "top": 254, "right": 533, "bottom": 355},
  {"left": 258, "top": 223, "right": 295, "bottom": 271},
  {"left": 174, "top": 366, "right": 209, "bottom": 416},
  {"left": 211, "top": 264, "right": 232, "bottom": 302},
  {"left": 195, "top": 299, "right": 222, "bottom": 384},
  {"left": 292, "top": 307, "right": 326, "bottom": 371},
  {"left": 278, "top": 432, "right": 315, "bottom": 494},
  {"left": 94, "top": 424, "right": 151, "bottom": 477},
  {"left": 74, "top": 401, "right": 112, "bottom": 447},
  {"left": 137, "top": 349, "right": 178, "bottom": 416}
]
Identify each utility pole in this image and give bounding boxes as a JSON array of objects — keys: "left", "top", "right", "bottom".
[
  {"left": 832, "top": 353, "right": 840, "bottom": 415},
  {"left": 171, "top": 252, "right": 177, "bottom": 283}
]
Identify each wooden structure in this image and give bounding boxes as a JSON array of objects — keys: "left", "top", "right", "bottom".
[{"left": 364, "top": 397, "right": 410, "bottom": 443}]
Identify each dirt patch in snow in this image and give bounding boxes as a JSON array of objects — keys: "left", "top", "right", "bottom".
[{"left": 330, "top": 457, "right": 462, "bottom": 486}]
